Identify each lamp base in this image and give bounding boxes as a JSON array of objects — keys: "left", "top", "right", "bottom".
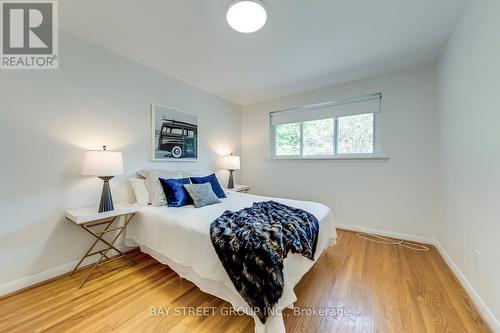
[
  {"left": 227, "top": 170, "right": 235, "bottom": 189},
  {"left": 98, "top": 176, "right": 115, "bottom": 213}
]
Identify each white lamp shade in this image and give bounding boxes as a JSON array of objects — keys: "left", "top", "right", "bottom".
[
  {"left": 223, "top": 155, "right": 240, "bottom": 170},
  {"left": 82, "top": 150, "right": 124, "bottom": 176}
]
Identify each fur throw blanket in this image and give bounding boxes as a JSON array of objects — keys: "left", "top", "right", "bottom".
[{"left": 210, "top": 201, "right": 319, "bottom": 323}]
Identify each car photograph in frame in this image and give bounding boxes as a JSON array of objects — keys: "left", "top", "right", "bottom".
[{"left": 151, "top": 103, "right": 198, "bottom": 161}]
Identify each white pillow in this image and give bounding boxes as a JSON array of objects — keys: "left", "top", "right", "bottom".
[
  {"left": 138, "top": 169, "right": 182, "bottom": 206},
  {"left": 129, "top": 179, "right": 150, "bottom": 206}
]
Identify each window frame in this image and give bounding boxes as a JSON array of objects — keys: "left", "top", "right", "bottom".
[{"left": 269, "top": 97, "right": 383, "bottom": 160}]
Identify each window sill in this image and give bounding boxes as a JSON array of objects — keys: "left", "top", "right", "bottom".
[{"left": 266, "top": 155, "right": 389, "bottom": 161}]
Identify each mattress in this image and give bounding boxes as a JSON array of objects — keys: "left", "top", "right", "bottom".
[{"left": 125, "top": 191, "right": 337, "bottom": 333}]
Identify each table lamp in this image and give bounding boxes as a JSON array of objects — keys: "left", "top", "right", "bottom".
[
  {"left": 82, "top": 146, "right": 124, "bottom": 213},
  {"left": 223, "top": 153, "right": 240, "bottom": 189}
]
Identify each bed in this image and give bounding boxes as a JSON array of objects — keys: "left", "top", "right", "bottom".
[{"left": 125, "top": 191, "right": 336, "bottom": 333}]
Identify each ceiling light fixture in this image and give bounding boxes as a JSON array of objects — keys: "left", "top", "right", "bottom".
[{"left": 226, "top": 0, "right": 267, "bottom": 33}]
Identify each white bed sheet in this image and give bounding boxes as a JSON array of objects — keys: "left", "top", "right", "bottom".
[{"left": 125, "top": 192, "right": 337, "bottom": 333}]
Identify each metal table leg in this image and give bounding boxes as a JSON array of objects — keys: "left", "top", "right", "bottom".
[{"left": 70, "top": 213, "right": 136, "bottom": 288}]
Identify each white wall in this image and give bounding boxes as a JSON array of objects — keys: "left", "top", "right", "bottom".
[
  {"left": 0, "top": 33, "right": 241, "bottom": 290},
  {"left": 241, "top": 64, "right": 440, "bottom": 239},
  {"left": 437, "top": 0, "right": 500, "bottom": 328}
]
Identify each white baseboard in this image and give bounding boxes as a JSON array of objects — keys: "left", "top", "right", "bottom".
[
  {"left": 0, "top": 244, "right": 133, "bottom": 297},
  {"left": 433, "top": 241, "right": 500, "bottom": 332},
  {"left": 337, "top": 224, "right": 500, "bottom": 332},
  {"left": 336, "top": 224, "right": 435, "bottom": 244}
]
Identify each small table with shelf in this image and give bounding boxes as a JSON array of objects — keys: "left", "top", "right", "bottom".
[
  {"left": 225, "top": 185, "right": 250, "bottom": 193},
  {"left": 66, "top": 203, "right": 139, "bottom": 288}
]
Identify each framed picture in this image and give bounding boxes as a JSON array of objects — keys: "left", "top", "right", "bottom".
[{"left": 151, "top": 103, "right": 198, "bottom": 161}]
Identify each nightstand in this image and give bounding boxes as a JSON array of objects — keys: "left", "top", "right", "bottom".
[
  {"left": 225, "top": 185, "right": 250, "bottom": 193},
  {"left": 66, "top": 203, "right": 139, "bottom": 288}
]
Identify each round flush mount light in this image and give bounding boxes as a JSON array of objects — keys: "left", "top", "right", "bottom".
[{"left": 226, "top": 0, "right": 267, "bottom": 33}]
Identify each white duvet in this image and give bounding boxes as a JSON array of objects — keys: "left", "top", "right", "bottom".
[{"left": 125, "top": 192, "right": 336, "bottom": 333}]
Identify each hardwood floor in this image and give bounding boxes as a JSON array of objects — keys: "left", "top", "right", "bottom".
[{"left": 0, "top": 230, "right": 490, "bottom": 333}]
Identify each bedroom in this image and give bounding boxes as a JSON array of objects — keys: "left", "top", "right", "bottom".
[{"left": 0, "top": 0, "right": 498, "bottom": 332}]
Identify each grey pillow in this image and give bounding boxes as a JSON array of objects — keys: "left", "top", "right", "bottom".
[{"left": 183, "top": 183, "right": 221, "bottom": 208}]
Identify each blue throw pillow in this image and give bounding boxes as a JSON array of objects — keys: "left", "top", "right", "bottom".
[
  {"left": 159, "top": 177, "right": 193, "bottom": 207},
  {"left": 190, "top": 174, "right": 226, "bottom": 198}
]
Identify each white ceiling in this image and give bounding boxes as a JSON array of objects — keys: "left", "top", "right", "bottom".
[{"left": 60, "top": 0, "right": 468, "bottom": 105}]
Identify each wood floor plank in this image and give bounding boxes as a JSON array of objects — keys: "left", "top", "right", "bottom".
[{"left": 0, "top": 230, "right": 491, "bottom": 333}]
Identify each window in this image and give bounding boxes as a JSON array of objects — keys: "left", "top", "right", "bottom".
[
  {"left": 275, "top": 122, "right": 300, "bottom": 156},
  {"left": 303, "top": 119, "right": 334, "bottom": 156},
  {"left": 270, "top": 94, "right": 381, "bottom": 159},
  {"left": 337, "top": 113, "right": 374, "bottom": 154}
]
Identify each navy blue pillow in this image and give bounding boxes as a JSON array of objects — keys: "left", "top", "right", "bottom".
[
  {"left": 190, "top": 174, "right": 226, "bottom": 198},
  {"left": 159, "top": 177, "right": 193, "bottom": 207}
]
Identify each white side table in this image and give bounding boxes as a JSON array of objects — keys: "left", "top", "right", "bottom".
[
  {"left": 66, "top": 203, "right": 139, "bottom": 288},
  {"left": 225, "top": 185, "right": 250, "bottom": 193}
]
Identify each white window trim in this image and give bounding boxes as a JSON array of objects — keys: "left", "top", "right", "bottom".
[{"left": 268, "top": 93, "right": 386, "bottom": 160}]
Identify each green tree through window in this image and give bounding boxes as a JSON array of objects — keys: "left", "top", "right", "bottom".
[
  {"left": 275, "top": 123, "right": 300, "bottom": 155},
  {"left": 303, "top": 119, "right": 334, "bottom": 156},
  {"left": 274, "top": 113, "right": 375, "bottom": 157}
]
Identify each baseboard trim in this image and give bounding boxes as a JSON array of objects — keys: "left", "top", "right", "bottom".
[
  {"left": 337, "top": 224, "right": 499, "bottom": 332},
  {"left": 336, "top": 224, "right": 435, "bottom": 244},
  {"left": 0, "top": 244, "right": 133, "bottom": 297},
  {"left": 433, "top": 241, "right": 500, "bottom": 332}
]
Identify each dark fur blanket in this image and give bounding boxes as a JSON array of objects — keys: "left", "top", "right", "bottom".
[{"left": 209, "top": 201, "right": 319, "bottom": 323}]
